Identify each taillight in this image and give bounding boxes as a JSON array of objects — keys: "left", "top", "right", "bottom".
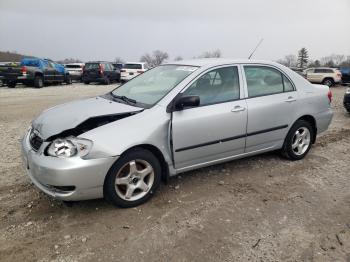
[
  {"left": 327, "top": 89, "right": 332, "bottom": 103},
  {"left": 99, "top": 64, "right": 104, "bottom": 74},
  {"left": 137, "top": 70, "right": 144, "bottom": 74},
  {"left": 21, "top": 66, "right": 27, "bottom": 75}
]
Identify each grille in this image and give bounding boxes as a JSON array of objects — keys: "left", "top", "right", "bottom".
[{"left": 29, "top": 130, "right": 43, "bottom": 151}]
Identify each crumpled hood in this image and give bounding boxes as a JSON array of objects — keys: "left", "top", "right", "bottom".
[{"left": 32, "top": 96, "right": 142, "bottom": 140}]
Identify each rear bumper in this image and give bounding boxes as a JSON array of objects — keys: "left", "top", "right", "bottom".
[
  {"left": 121, "top": 74, "right": 138, "bottom": 81},
  {"left": 315, "top": 108, "right": 333, "bottom": 134},
  {"left": 82, "top": 76, "right": 106, "bottom": 83}
]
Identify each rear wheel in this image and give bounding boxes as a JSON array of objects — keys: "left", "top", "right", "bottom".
[
  {"left": 281, "top": 120, "right": 314, "bottom": 160},
  {"left": 65, "top": 74, "right": 72, "bottom": 85},
  {"left": 8, "top": 81, "right": 16, "bottom": 88},
  {"left": 322, "top": 78, "right": 334, "bottom": 87},
  {"left": 34, "top": 75, "right": 44, "bottom": 88},
  {"left": 84, "top": 81, "right": 90, "bottom": 85},
  {"left": 104, "top": 77, "right": 110, "bottom": 85},
  {"left": 104, "top": 148, "right": 161, "bottom": 208}
]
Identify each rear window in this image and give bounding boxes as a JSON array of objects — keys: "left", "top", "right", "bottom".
[
  {"left": 84, "top": 63, "right": 99, "bottom": 70},
  {"left": 65, "top": 64, "right": 82, "bottom": 69},
  {"left": 124, "top": 63, "right": 142, "bottom": 70}
]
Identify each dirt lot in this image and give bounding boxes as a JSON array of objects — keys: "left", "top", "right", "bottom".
[{"left": 0, "top": 83, "right": 350, "bottom": 262}]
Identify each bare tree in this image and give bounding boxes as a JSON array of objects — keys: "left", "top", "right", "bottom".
[
  {"left": 277, "top": 54, "right": 297, "bottom": 67},
  {"left": 115, "top": 57, "right": 125, "bottom": 64},
  {"left": 140, "top": 50, "right": 169, "bottom": 68},
  {"left": 297, "top": 47, "right": 309, "bottom": 69},
  {"left": 197, "top": 49, "right": 222, "bottom": 58},
  {"left": 174, "top": 56, "right": 183, "bottom": 61}
]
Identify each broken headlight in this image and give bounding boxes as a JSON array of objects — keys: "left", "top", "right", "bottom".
[{"left": 47, "top": 137, "right": 93, "bottom": 158}]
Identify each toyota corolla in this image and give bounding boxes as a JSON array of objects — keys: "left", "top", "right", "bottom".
[{"left": 21, "top": 59, "right": 333, "bottom": 207}]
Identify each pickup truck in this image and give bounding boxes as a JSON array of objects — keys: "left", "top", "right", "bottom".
[{"left": 0, "top": 58, "right": 72, "bottom": 88}]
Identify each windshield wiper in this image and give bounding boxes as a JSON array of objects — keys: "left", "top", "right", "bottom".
[{"left": 110, "top": 93, "right": 137, "bottom": 104}]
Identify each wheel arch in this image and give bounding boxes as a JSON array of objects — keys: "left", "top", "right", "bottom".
[
  {"left": 115, "top": 144, "right": 170, "bottom": 184},
  {"left": 294, "top": 115, "right": 317, "bottom": 143}
]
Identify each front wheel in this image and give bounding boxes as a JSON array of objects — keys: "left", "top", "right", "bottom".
[
  {"left": 104, "top": 148, "right": 161, "bottom": 208},
  {"left": 281, "top": 120, "right": 314, "bottom": 160},
  {"left": 8, "top": 81, "right": 16, "bottom": 88}
]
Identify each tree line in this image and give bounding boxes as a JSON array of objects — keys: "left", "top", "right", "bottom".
[{"left": 277, "top": 48, "right": 350, "bottom": 69}]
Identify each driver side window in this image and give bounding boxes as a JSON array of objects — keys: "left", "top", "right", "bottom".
[{"left": 183, "top": 66, "right": 240, "bottom": 106}]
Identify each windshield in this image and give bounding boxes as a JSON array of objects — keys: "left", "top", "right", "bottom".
[
  {"left": 111, "top": 65, "right": 198, "bottom": 106},
  {"left": 84, "top": 63, "right": 99, "bottom": 70}
]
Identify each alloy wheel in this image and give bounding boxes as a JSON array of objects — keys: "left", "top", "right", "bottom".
[
  {"left": 114, "top": 159, "right": 154, "bottom": 201},
  {"left": 292, "top": 127, "right": 311, "bottom": 156}
]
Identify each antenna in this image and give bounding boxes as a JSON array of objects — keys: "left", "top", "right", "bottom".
[{"left": 248, "top": 38, "right": 264, "bottom": 59}]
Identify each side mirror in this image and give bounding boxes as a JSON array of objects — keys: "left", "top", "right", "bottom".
[{"left": 173, "top": 95, "right": 200, "bottom": 111}]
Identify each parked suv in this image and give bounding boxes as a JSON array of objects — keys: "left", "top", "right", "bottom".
[
  {"left": 304, "top": 67, "right": 342, "bottom": 87},
  {"left": 121, "top": 62, "right": 147, "bottom": 82},
  {"left": 344, "top": 88, "right": 350, "bottom": 113},
  {"left": 339, "top": 67, "right": 350, "bottom": 85},
  {"left": 0, "top": 58, "right": 71, "bottom": 88},
  {"left": 82, "top": 62, "right": 120, "bottom": 85},
  {"left": 65, "top": 63, "right": 84, "bottom": 82}
]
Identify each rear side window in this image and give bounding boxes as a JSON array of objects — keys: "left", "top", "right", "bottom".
[
  {"left": 124, "top": 63, "right": 142, "bottom": 70},
  {"left": 244, "top": 66, "right": 294, "bottom": 98},
  {"left": 184, "top": 66, "right": 240, "bottom": 106},
  {"left": 84, "top": 63, "right": 99, "bottom": 70},
  {"left": 315, "top": 68, "right": 334, "bottom": 73}
]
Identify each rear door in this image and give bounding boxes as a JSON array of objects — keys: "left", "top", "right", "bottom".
[
  {"left": 243, "top": 65, "right": 298, "bottom": 152},
  {"left": 84, "top": 63, "right": 100, "bottom": 79},
  {"left": 43, "top": 61, "right": 56, "bottom": 82},
  {"left": 172, "top": 65, "right": 247, "bottom": 170}
]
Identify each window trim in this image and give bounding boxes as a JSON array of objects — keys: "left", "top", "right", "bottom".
[
  {"left": 243, "top": 65, "right": 296, "bottom": 99},
  {"left": 177, "top": 65, "right": 242, "bottom": 110}
]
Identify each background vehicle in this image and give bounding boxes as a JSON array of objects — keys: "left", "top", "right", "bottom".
[
  {"left": 290, "top": 67, "right": 306, "bottom": 78},
  {"left": 304, "top": 67, "right": 342, "bottom": 87},
  {"left": 343, "top": 88, "right": 350, "bottom": 113},
  {"left": 120, "top": 62, "right": 147, "bottom": 81},
  {"left": 339, "top": 67, "right": 350, "bottom": 85},
  {"left": 64, "top": 63, "right": 84, "bottom": 82},
  {"left": 113, "top": 63, "right": 124, "bottom": 70},
  {"left": 22, "top": 59, "right": 333, "bottom": 207},
  {"left": 0, "top": 58, "right": 71, "bottom": 88},
  {"left": 82, "top": 61, "right": 120, "bottom": 85}
]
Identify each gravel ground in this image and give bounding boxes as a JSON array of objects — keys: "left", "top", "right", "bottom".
[{"left": 0, "top": 83, "right": 350, "bottom": 262}]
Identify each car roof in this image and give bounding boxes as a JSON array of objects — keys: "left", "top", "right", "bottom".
[
  {"left": 165, "top": 58, "right": 282, "bottom": 68},
  {"left": 125, "top": 62, "right": 145, "bottom": 65}
]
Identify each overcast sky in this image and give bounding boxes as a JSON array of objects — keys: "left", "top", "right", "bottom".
[{"left": 0, "top": 0, "right": 349, "bottom": 62}]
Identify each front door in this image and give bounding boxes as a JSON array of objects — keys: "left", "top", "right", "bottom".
[{"left": 172, "top": 66, "right": 247, "bottom": 170}]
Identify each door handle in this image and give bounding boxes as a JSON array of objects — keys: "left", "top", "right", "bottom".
[
  {"left": 231, "top": 106, "right": 246, "bottom": 112},
  {"left": 284, "top": 96, "right": 296, "bottom": 103}
]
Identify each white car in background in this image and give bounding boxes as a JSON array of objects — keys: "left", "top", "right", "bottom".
[
  {"left": 304, "top": 67, "right": 342, "bottom": 87},
  {"left": 121, "top": 62, "right": 147, "bottom": 82},
  {"left": 64, "top": 63, "right": 85, "bottom": 81}
]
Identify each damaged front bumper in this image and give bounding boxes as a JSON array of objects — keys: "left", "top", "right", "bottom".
[{"left": 21, "top": 130, "right": 118, "bottom": 201}]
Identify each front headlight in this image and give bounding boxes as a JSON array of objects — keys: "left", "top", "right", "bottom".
[
  {"left": 47, "top": 137, "right": 93, "bottom": 158},
  {"left": 346, "top": 88, "right": 350, "bottom": 94}
]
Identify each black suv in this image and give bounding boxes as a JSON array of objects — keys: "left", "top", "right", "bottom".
[
  {"left": 340, "top": 67, "right": 350, "bottom": 85},
  {"left": 82, "top": 62, "right": 120, "bottom": 85}
]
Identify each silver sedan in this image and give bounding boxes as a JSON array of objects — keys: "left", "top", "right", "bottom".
[{"left": 21, "top": 59, "right": 333, "bottom": 207}]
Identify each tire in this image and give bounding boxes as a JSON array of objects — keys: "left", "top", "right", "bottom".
[
  {"left": 8, "top": 81, "right": 16, "bottom": 88},
  {"left": 65, "top": 75, "right": 72, "bottom": 85},
  {"left": 322, "top": 78, "right": 334, "bottom": 87},
  {"left": 34, "top": 75, "right": 44, "bottom": 88},
  {"left": 104, "top": 77, "right": 111, "bottom": 85},
  {"left": 84, "top": 81, "right": 90, "bottom": 85},
  {"left": 104, "top": 148, "right": 162, "bottom": 208},
  {"left": 281, "top": 120, "right": 314, "bottom": 160}
]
